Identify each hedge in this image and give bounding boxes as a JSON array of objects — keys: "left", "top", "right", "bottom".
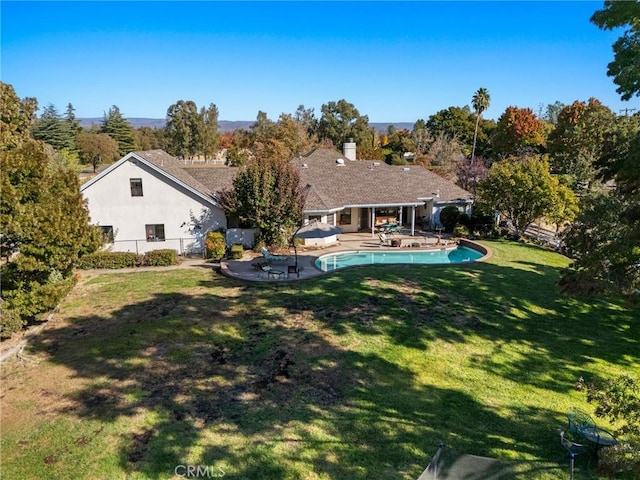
[
  {"left": 141, "top": 249, "right": 178, "bottom": 266},
  {"left": 77, "top": 249, "right": 178, "bottom": 269}
]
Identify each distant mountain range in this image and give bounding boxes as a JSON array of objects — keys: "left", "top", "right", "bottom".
[{"left": 78, "top": 118, "right": 415, "bottom": 133}]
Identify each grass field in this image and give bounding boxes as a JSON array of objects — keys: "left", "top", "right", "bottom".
[{"left": 1, "top": 239, "right": 638, "bottom": 479}]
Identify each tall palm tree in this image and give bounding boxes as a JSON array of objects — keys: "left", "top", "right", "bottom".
[{"left": 471, "top": 87, "right": 490, "bottom": 166}]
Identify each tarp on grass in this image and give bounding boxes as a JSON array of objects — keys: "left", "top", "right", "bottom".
[{"left": 417, "top": 444, "right": 571, "bottom": 480}]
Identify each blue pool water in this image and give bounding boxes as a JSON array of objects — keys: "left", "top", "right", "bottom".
[{"left": 315, "top": 246, "right": 483, "bottom": 272}]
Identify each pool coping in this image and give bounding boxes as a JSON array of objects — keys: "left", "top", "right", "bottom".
[{"left": 314, "top": 239, "right": 491, "bottom": 272}]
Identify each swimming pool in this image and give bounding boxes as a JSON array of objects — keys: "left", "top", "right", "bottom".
[{"left": 315, "top": 246, "right": 484, "bottom": 272}]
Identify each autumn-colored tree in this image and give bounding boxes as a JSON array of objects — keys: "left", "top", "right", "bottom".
[
  {"left": 478, "top": 156, "right": 577, "bottom": 237},
  {"left": 221, "top": 156, "right": 308, "bottom": 246},
  {"left": 492, "top": 106, "right": 547, "bottom": 157}
]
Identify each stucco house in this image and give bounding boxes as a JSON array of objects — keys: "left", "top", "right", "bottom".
[
  {"left": 81, "top": 143, "right": 473, "bottom": 253},
  {"left": 80, "top": 150, "right": 228, "bottom": 254}
]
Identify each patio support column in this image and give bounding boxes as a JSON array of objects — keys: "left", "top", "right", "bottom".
[
  {"left": 371, "top": 208, "right": 376, "bottom": 238},
  {"left": 411, "top": 206, "right": 416, "bottom": 236}
]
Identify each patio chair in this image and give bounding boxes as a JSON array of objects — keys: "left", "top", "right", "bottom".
[
  {"left": 567, "top": 408, "right": 596, "bottom": 435},
  {"left": 559, "top": 429, "right": 588, "bottom": 480},
  {"left": 260, "top": 264, "right": 285, "bottom": 280},
  {"left": 378, "top": 232, "right": 389, "bottom": 245},
  {"left": 260, "top": 247, "right": 290, "bottom": 265}
]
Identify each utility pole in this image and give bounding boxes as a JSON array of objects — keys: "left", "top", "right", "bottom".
[{"left": 619, "top": 107, "right": 637, "bottom": 116}]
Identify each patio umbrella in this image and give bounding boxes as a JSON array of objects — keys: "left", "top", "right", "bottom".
[
  {"left": 289, "top": 222, "right": 342, "bottom": 275},
  {"left": 294, "top": 222, "right": 342, "bottom": 239}
]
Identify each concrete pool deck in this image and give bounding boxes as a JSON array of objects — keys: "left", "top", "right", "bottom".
[{"left": 220, "top": 231, "right": 488, "bottom": 282}]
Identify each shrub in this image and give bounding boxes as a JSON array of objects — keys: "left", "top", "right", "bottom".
[
  {"left": 228, "top": 244, "right": 244, "bottom": 260},
  {"left": 452, "top": 225, "right": 469, "bottom": 238},
  {"left": 0, "top": 299, "right": 25, "bottom": 339},
  {"left": 143, "top": 249, "right": 178, "bottom": 266},
  {"left": 1, "top": 276, "right": 77, "bottom": 338},
  {"left": 205, "top": 231, "right": 226, "bottom": 260},
  {"left": 440, "top": 206, "right": 461, "bottom": 233},
  {"left": 578, "top": 375, "right": 640, "bottom": 476},
  {"left": 77, "top": 251, "right": 139, "bottom": 269}
]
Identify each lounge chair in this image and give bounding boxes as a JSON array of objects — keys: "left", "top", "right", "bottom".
[{"left": 260, "top": 247, "right": 290, "bottom": 264}]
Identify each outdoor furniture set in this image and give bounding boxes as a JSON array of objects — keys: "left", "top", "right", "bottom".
[{"left": 559, "top": 408, "right": 619, "bottom": 479}]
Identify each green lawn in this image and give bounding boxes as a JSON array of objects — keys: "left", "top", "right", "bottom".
[{"left": 2, "top": 240, "right": 638, "bottom": 479}]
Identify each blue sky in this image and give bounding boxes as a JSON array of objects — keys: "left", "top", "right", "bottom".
[{"left": 2, "top": 1, "right": 637, "bottom": 122}]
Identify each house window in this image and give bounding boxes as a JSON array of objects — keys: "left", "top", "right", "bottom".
[
  {"left": 308, "top": 215, "right": 321, "bottom": 223},
  {"left": 339, "top": 208, "right": 352, "bottom": 225},
  {"left": 146, "top": 224, "right": 165, "bottom": 242},
  {"left": 130, "top": 178, "right": 143, "bottom": 197},
  {"left": 100, "top": 225, "right": 114, "bottom": 243}
]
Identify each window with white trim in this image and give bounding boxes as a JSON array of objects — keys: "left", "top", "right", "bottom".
[{"left": 145, "top": 224, "right": 165, "bottom": 242}]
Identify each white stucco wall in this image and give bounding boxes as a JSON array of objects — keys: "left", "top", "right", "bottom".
[{"left": 82, "top": 159, "right": 226, "bottom": 254}]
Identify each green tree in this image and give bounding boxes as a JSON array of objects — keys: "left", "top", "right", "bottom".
[
  {"left": 317, "top": 99, "right": 371, "bottom": 150},
  {"left": 30, "top": 103, "right": 75, "bottom": 151},
  {"left": 294, "top": 104, "right": 318, "bottom": 139},
  {"left": 542, "top": 100, "right": 565, "bottom": 125},
  {"left": 135, "top": 126, "right": 167, "bottom": 151},
  {"left": 426, "top": 106, "right": 476, "bottom": 153},
  {"left": 547, "top": 98, "right": 616, "bottom": 191},
  {"left": 411, "top": 119, "right": 431, "bottom": 157},
  {"left": 577, "top": 375, "right": 640, "bottom": 475},
  {"left": 222, "top": 157, "right": 308, "bottom": 246},
  {"left": 0, "top": 82, "right": 38, "bottom": 150},
  {"left": 471, "top": 87, "right": 491, "bottom": 166},
  {"left": 75, "top": 131, "right": 120, "bottom": 172},
  {"left": 1, "top": 140, "right": 101, "bottom": 332},
  {"left": 101, "top": 105, "right": 137, "bottom": 157},
  {"left": 561, "top": 191, "right": 638, "bottom": 295},
  {"left": 165, "top": 100, "right": 200, "bottom": 159},
  {"left": 64, "top": 102, "right": 81, "bottom": 136},
  {"left": 591, "top": 1, "right": 640, "bottom": 101},
  {"left": 558, "top": 4, "right": 640, "bottom": 299},
  {"left": 199, "top": 103, "right": 219, "bottom": 161},
  {"left": 478, "top": 156, "right": 577, "bottom": 237}
]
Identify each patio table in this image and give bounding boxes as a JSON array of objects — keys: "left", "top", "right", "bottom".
[{"left": 577, "top": 426, "right": 617, "bottom": 449}]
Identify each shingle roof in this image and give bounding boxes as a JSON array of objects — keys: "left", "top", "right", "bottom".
[
  {"left": 134, "top": 150, "right": 215, "bottom": 197},
  {"left": 135, "top": 148, "right": 473, "bottom": 213},
  {"left": 296, "top": 148, "right": 473, "bottom": 211}
]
